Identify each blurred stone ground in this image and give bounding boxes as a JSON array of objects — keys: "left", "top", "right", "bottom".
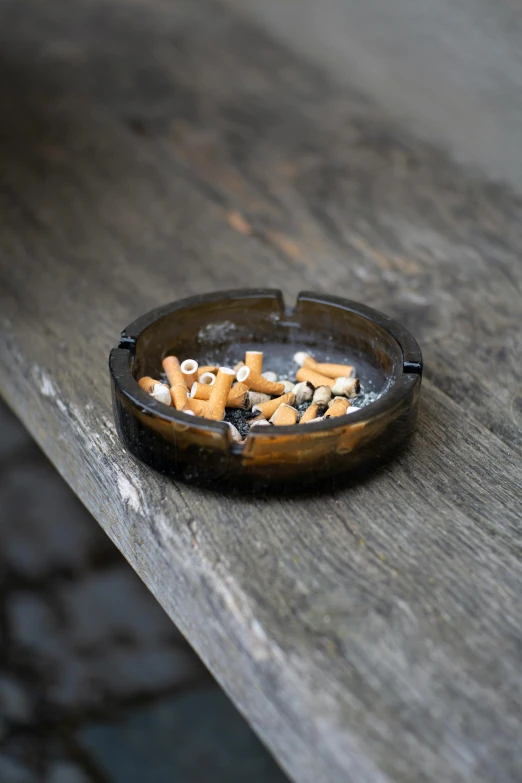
[{"left": 0, "top": 400, "right": 288, "bottom": 783}]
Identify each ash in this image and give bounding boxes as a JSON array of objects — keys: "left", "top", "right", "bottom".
[{"left": 224, "top": 408, "right": 259, "bottom": 438}]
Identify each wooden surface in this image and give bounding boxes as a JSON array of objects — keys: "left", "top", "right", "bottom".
[{"left": 1, "top": 1, "right": 521, "bottom": 781}]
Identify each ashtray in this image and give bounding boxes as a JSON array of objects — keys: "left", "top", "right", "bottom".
[{"left": 109, "top": 289, "right": 422, "bottom": 492}]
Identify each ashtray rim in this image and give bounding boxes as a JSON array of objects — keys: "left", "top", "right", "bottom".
[{"left": 109, "top": 288, "right": 422, "bottom": 448}]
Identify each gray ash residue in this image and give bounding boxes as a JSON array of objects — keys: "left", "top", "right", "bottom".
[{"left": 224, "top": 408, "right": 258, "bottom": 438}]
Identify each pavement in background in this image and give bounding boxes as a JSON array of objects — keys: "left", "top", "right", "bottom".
[{"left": 0, "top": 401, "right": 288, "bottom": 783}]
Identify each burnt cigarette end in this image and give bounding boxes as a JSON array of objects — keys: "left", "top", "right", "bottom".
[
  {"left": 312, "top": 385, "right": 332, "bottom": 408},
  {"left": 331, "top": 377, "right": 360, "bottom": 398},
  {"left": 294, "top": 381, "right": 314, "bottom": 405}
]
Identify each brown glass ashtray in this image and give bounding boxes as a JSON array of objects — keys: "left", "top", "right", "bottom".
[{"left": 109, "top": 289, "right": 422, "bottom": 492}]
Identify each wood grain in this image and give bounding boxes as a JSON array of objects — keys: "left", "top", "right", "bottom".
[{"left": 0, "top": 1, "right": 521, "bottom": 782}]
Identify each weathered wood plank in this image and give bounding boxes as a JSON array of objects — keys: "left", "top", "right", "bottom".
[{"left": 1, "top": 1, "right": 521, "bottom": 782}]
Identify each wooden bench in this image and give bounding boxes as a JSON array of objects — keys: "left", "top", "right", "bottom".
[{"left": 1, "top": 1, "right": 521, "bottom": 781}]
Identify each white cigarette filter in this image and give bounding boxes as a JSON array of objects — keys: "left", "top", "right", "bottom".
[
  {"left": 325, "top": 397, "right": 351, "bottom": 418},
  {"left": 270, "top": 404, "right": 299, "bottom": 426},
  {"left": 301, "top": 416, "right": 325, "bottom": 424},
  {"left": 312, "top": 385, "right": 332, "bottom": 408},
  {"left": 198, "top": 372, "right": 216, "bottom": 386},
  {"left": 262, "top": 371, "right": 278, "bottom": 383},
  {"left": 331, "top": 377, "right": 360, "bottom": 398},
  {"left": 294, "top": 381, "right": 314, "bottom": 405},
  {"left": 180, "top": 359, "right": 199, "bottom": 387},
  {"left": 138, "top": 377, "right": 172, "bottom": 406},
  {"left": 251, "top": 392, "right": 296, "bottom": 419},
  {"left": 197, "top": 365, "right": 219, "bottom": 378},
  {"left": 250, "top": 419, "right": 271, "bottom": 428},
  {"left": 206, "top": 367, "right": 236, "bottom": 420},
  {"left": 236, "top": 366, "right": 285, "bottom": 396},
  {"left": 293, "top": 352, "right": 354, "bottom": 379},
  {"left": 245, "top": 351, "right": 263, "bottom": 374}
]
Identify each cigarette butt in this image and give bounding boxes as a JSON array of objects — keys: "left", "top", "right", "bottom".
[
  {"left": 295, "top": 367, "right": 335, "bottom": 389},
  {"left": 197, "top": 365, "right": 219, "bottom": 379},
  {"left": 270, "top": 404, "right": 298, "bottom": 426},
  {"left": 199, "top": 372, "right": 216, "bottom": 386},
  {"left": 247, "top": 391, "right": 271, "bottom": 407},
  {"left": 331, "top": 377, "right": 361, "bottom": 398},
  {"left": 294, "top": 381, "right": 314, "bottom": 405},
  {"left": 162, "top": 356, "right": 187, "bottom": 388},
  {"left": 250, "top": 419, "right": 271, "bottom": 429},
  {"left": 162, "top": 356, "right": 188, "bottom": 410},
  {"left": 282, "top": 380, "right": 295, "bottom": 394},
  {"left": 233, "top": 360, "right": 245, "bottom": 374},
  {"left": 206, "top": 367, "right": 236, "bottom": 420},
  {"left": 226, "top": 382, "right": 249, "bottom": 409},
  {"left": 313, "top": 362, "right": 355, "bottom": 379},
  {"left": 301, "top": 416, "right": 325, "bottom": 424},
  {"left": 237, "top": 366, "right": 285, "bottom": 396},
  {"left": 252, "top": 392, "right": 296, "bottom": 419},
  {"left": 170, "top": 385, "right": 188, "bottom": 410},
  {"left": 293, "top": 352, "right": 354, "bottom": 379},
  {"left": 191, "top": 381, "right": 249, "bottom": 408},
  {"left": 312, "top": 385, "right": 332, "bottom": 408},
  {"left": 183, "top": 397, "right": 209, "bottom": 416},
  {"left": 299, "top": 403, "right": 320, "bottom": 423},
  {"left": 138, "top": 377, "right": 172, "bottom": 406},
  {"left": 245, "top": 351, "right": 263, "bottom": 374},
  {"left": 180, "top": 359, "right": 199, "bottom": 387},
  {"left": 325, "top": 397, "right": 351, "bottom": 417},
  {"left": 262, "top": 371, "right": 278, "bottom": 383},
  {"left": 191, "top": 382, "right": 212, "bottom": 400}
]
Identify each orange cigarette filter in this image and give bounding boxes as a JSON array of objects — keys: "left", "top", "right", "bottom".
[
  {"left": 226, "top": 382, "right": 249, "bottom": 409},
  {"left": 311, "top": 361, "right": 354, "bottom": 379},
  {"left": 162, "top": 356, "right": 186, "bottom": 388},
  {"left": 162, "top": 355, "right": 189, "bottom": 410},
  {"left": 299, "top": 403, "right": 320, "bottom": 423},
  {"left": 180, "top": 359, "right": 199, "bottom": 387},
  {"left": 191, "top": 381, "right": 248, "bottom": 408},
  {"left": 297, "top": 352, "right": 354, "bottom": 379},
  {"left": 138, "top": 376, "right": 160, "bottom": 394},
  {"left": 295, "top": 367, "right": 335, "bottom": 389},
  {"left": 206, "top": 367, "right": 236, "bottom": 420},
  {"left": 245, "top": 351, "right": 263, "bottom": 374},
  {"left": 198, "top": 365, "right": 219, "bottom": 378},
  {"left": 325, "top": 397, "right": 351, "bottom": 418},
  {"left": 237, "top": 366, "right": 285, "bottom": 396},
  {"left": 191, "top": 382, "right": 212, "bottom": 400},
  {"left": 251, "top": 392, "right": 296, "bottom": 419},
  {"left": 183, "top": 397, "right": 209, "bottom": 416},
  {"left": 271, "top": 404, "right": 298, "bottom": 426}
]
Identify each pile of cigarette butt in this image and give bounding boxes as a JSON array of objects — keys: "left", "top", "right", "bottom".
[{"left": 138, "top": 350, "right": 360, "bottom": 442}]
